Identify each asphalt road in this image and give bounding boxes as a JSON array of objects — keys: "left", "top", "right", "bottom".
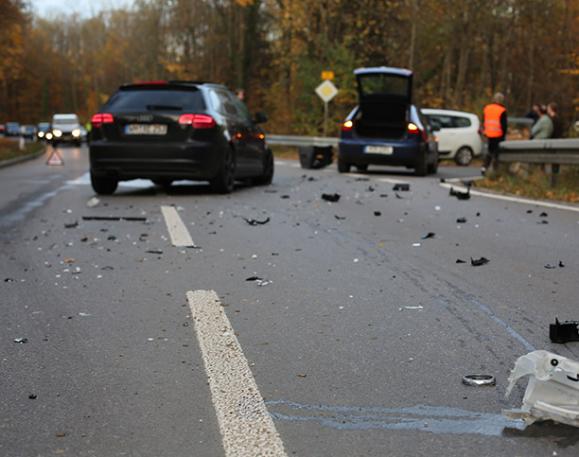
[{"left": 2, "top": 144, "right": 579, "bottom": 457}]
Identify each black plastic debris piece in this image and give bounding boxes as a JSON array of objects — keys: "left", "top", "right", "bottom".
[
  {"left": 470, "top": 257, "right": 489, "bottom": 266},
  {"left": 544, "top": 264, "right": 557, "bottom": 269},
  {"left": 80, "top": 236, "right": 89, "bottom": 242},
  {"left": 449, "top": 187, "right": 470, "bottom": 200},
  {"left": 395, "top": 193, "right": 403, "bottom": 199},
  {"left": 307, "top": 176, "right": 316, "bottom": 182},
  {"left": 550, "top": 318, "right": 579, "bottom": 343},
  {"left": 540, "top": 212, "right": 548, "bottom": 217},
  {"left": 280, "top": 195, "right": 290, "bottom": 199},
  {"left": 393, "top": 183, "right": 410, "bottom": 192},
  {"left": 380, "top": 194, "right": 388, "bottom": 198},
  {"left": 245, "top": 276, "right": 272, "bottom": 287},
  {"left": 242, "top": 217, "right": 270, "bottom": 226},
  {"left": 101, "top": 266, "right": 114, "bottom": 271},
  {"left": 456, "top": 259, "right": 467, "bottom": 264},
  {"left": 421, "top": 232, "right": 435, "bottom": 239},
  {"left": 538, "top": 220, "right": 549, "bottom": 225},
  {"left": 245, "top": 276, "right": 262, "bottom": 282},
  {"left": 107, "top": 235, "right": 117, "bottom": 241},
  {"left": 476, "top": 212, "right": 481, "bottom": 217},
  {"left": 28, "top": 394, "right": 37, "bottom": 400},
  {"left": 526, "top": 210, "right": 533, "bottom": 214},
  {"left": 4, "top": 278, "right": 15, "bottom": 283},
  {"left": 64, "top": 221, "right": 78, "bottom": 229},
  {"left": 374, "top": 211, "right": 382, "bottom": 217},
  {"left": 456, "top": 217, "right": 467, "bottom": 224},
  {"left": 355, "top": 177, "right": 370, "bottom": 182},
  {"left": 367, "top": 185, "right": 375, "bottom": 192},
  {"left": 559, "top": 260, "right": 565, "bottom": 268},
  {"left": 334, "top": 215, "right": 346, "bottom": 220},
  {"left": 321, "top": 193, "right": 341, "bottom": 202},
  {"left": 14, "top": 337, "right": 28, "bottom": 344},
  {"left": 146, "top": 249, "right": 163, "bottom": 255}
]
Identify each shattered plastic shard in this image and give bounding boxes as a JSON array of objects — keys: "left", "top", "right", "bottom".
[
  {"left": 470, "top": 257, "right": 489, "bottom": 266},
  {"left": 504, "top": 350, "right": 579, "bottom": 427},
  {"left": 321, "top": 193, "right": 341, "bottom": 202},
  {"left": 242, "top": 217, "right": 270, "bottom": 226},
  {"left": 449, "top": 187, "right": 471, "bottom": 200},
  {"left": 392, "top": 183, "right": 410, "bottom": 191},
  {"left": 550, "top": 318, "right": 579, "bottom": 344}
]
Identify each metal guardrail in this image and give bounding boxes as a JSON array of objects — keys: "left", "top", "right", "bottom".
[
  {"left": 499, "top": 139, "right": 579, "bottom": 165},
  {"left": 508, "top": 117, "right": 534, "bottom": 126},
  {"left": 267, "top": 134, "right": 339, "bottom": 148}
]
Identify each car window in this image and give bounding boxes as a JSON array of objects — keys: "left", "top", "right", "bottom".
[
  {"left": 453, "top": 116, "right": 471, "bottom": 128},
  {"left": 428, "top": 115, "right": 454, "bottom": 129},
  {"left": 358, "top": 74, "right": 410, "bottom": 98},
  {"left": 105, "top": 89, "right": 205, "bottom": 112},
  {"left": 227, "top": 94, "right": 252, "bottom": 124},
  {"left": 213, "top": 90, "right": 237, "bottom": 117}
]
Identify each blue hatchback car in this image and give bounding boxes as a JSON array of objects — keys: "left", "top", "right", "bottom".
[{"left": 338, "top": 67, "right": 438, "bottom": 176}]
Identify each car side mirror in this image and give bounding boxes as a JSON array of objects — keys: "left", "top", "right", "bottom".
[{"left": 254, "top": 112, "right": 268, "bottom": 124}]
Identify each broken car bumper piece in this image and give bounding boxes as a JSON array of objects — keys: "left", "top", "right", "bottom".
[{"left": 504, "top": 350, "right": 579, "bottom": 427}]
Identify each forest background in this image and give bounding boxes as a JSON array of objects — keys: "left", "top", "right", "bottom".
[{"left": 1, "top": 0, "right": 577, "bottom": 135}]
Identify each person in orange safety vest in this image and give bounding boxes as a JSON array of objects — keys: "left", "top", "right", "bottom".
[{"left": 482, "top": 92, "right": 507, "bottom": 175}]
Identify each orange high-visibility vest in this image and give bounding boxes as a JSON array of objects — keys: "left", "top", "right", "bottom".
[{"left": 483, "top": 103, "right": 506, "bottom": 138}]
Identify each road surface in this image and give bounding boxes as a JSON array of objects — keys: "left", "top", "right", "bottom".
[{"left": 1, "top": 145, "right": 579, "bottom": 456}]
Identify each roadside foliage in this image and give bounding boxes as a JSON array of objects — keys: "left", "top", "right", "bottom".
[{"left": 0, "top": 0, "right": 577, "bottom": 134}]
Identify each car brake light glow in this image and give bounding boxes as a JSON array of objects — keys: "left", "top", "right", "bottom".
[
  {"left": 407, "top": 122, "right": 419, "bottom": 133},
  {"left": 178, "top": 114, "right": 216, "bottom": 129},
  {"left": 91, "top": 113, "right": 114, "bottom": 128},
  {"left": 257, "top": 133, "right": 265, "bottom": 140},
  {"left": 342, "top": 120, "right": 353, "bottom": 131}
]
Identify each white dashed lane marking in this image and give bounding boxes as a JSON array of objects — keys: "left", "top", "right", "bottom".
[
  {"left": 187, "top": 290, "right": 288, "bottom": 457},
  {"left": 160, "top": 205, "right": 197, "bottom": 247}
]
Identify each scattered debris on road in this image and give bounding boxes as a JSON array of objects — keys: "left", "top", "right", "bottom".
[
  {"left": 242, "top": 217, "right": 271, "bottom": 226},
  {"left": 462, "top": 374, "right": 496, "bottom": 387},
  {"left": 86, "top": 197, "right": 100, "bottom": 208},
  {"left": 456, "top": 259, "right": 467, "bottom": 264},
  {"left": 540, "top": 212, "right": 548, "bottom": 218},
  {"left": 82, "top": 216, "right": 147, "bottom": 222},
  {"left": 28, "top": 394, "right": 37, "bottom": 400},
  {"left": 146, "top": 249, "right": 163, "bottom": 255},
  {"left": 321, "top": 193, "right": 341, "bottom": 202},
  {"left": 421, "top": 232, "right": 435, "bottom": 240},
  {"left": 13, "top": 338, "right": 28, "bottom": 344},
  {"left": 456, "top": 217, "right": 467, "bottom": 224},
  {"left": 549, "top": 318, "right": 579, "bottom": 343},
  {"left": 449, "top": 187, "right": 471, "bottom": 200},
  {"left": 245, "top": 276, "right": 272, "bottom": 287},
  {"left": 412, "top": 242, "right": 421, "bottom": 247},
  {"left": 374, "top": 211, "right": 382, "bottom": 217},
  {"left": 4, "top": 278, "right": 15, "bottom": 283},
  {"left": 334, "top": 215, "right": 346, "bottom": 220},
  {"left": 470, "top": 257, "right": 489, "bottom": 266},
  {"left": 504, "top": 350, "right": 579, "bottom": 427},
  {"left": 393, "top": 183, "right": 410, "bottom": 191},
  {"left": 64, "top": 221, "right": 78, "bottom": 229}
]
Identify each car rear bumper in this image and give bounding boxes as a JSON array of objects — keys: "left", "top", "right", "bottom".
[
  {"left": 338, "top": 138, "right": 425, "bottom": 167},
  {"left": 89, "top": 140, "right": 224, "bottom": 180}
]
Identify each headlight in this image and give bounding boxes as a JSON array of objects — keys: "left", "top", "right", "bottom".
[
  {"left": 72, "top": 129, "right": 80, "bottom": 137},
  {"left": 53, "top": 129, "right": 62, "bottom": 138},
  {"left": 46, "top": 132, "right": 53, "bottom": 140},
  {"left": 38, "top": 131, "right": 44, "bottom": 138}
]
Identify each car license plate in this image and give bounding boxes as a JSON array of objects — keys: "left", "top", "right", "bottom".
[
  {"left": 365, "top": 145, "right": 393, "bottom": 154},
  {"left": 125, "top": 124, "right": 167, "bottom": 135}
]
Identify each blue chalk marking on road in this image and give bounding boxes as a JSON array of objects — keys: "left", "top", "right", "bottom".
[{"left": 266, "top": 400, "right": 525, "bottom": 436}]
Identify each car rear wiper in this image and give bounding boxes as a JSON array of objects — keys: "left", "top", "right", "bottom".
[{"left": 146, "top": 104, "right": 183, "bottom": 111}]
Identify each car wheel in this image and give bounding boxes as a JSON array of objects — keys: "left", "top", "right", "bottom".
[
  {"left": 210, "top": 148, "right": 236, "bottom": 194},
  {"left": 91, "top": 173, "right": 118, "bottom": 195},
  {"left": 455, "top": 146, "right": 474, "bottom": 166},
  {"left": 253, "top": 150, "right": 274, "bottom": 185},
  {"left": 152, "top": 178, "right": 173, "bottom": 188},
  {"left": 427, "top": 159, "right": 438, "bottom": 175},
  {"left": 355, "top": 164, "right": 368, "bottom": 172},
  {"left": 337, "top": 157, "right": 351, "bottom": 173},
  {"left": 415, "top": 155, "right": 428, "bottom": 176}
]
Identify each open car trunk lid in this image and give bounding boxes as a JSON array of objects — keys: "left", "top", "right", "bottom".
[{"left": 354, "top": 67, "right": 413, "bottom": 139}]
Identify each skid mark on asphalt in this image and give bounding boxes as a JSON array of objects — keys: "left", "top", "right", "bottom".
[
  {"left": 187, "top": 290, "right": 288, "bottom": 457},
  {"left": 160, "top": 205, "right": 197, "bottom": 247},
  {"left": 266, "top": 400, "right": 525, "bottom": 436},
  {"left": 439, "top": 182, "right": 579, "bottom": 213}
]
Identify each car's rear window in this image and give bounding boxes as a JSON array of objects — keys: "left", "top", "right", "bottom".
[
  {"left": 105, "top": 88, "right": 206, "bottom": 112},
  {"left": 358, "top": 74, "right": 410, "bottom": 98}
]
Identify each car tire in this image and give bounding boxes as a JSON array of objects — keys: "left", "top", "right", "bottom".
[
  {"left": 355, "top": 164, "right": 368, "bottom": 172},
  {"left": 414, "top": 154, "right": 428, "bottom": 176},
  {"left": 253, "top": 150, "right": 274, "bottom": 186},
  {"left": 210, "top": 148, "right": 236, "bottom": 194},
  {"left": 152, "top": 179, "right": 173, "bottom": 188},
  {"left": 427, "top": 159, "right": 438, "bottom": 175},
  {"left": 454, "top": 146, "right": 474, "bottom": 166},
  {"left": 91, "top": 173, "right": 118, "bottom": 195},
  {"left": 337, "top": 157, "right": 351, "bottom": 173}
]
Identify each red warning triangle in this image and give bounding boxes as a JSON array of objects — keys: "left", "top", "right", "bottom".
[{"left": 46, "top": 150, "right": 64, "bottom": 166}]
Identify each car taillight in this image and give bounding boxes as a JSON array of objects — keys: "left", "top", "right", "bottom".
[
  {"left": 407, "top": 122, "right": 427, "bottom": 140},
  {"left": 341, "top": 120, "right": 353, "bottom": 132},
  {"left": 178, "top": 114, "right": 216, "bottom": 129},
  {"left": 91, "top": 113, "right": 114, "bottom": 128}
]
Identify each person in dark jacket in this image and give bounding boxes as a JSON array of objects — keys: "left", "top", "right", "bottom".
[
  {"left": 548, "top": 103, "right": 564, "bottom": 139},
  {"left": 482, "top": 92, "right": 508, "bottom": 175},
  {"left": 525, "top": 104, "right": 541, "bottom": 125}
]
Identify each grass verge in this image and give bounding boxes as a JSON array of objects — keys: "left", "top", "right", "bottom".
[
  {"left": 270, "top": 145, "right": 299, "bottom": 160},
  {"left": 474, "top": 165, "right": 579, "bottom": 204},
  {"left": 0, "top": 138, "right": 44, "bottom": 162}
]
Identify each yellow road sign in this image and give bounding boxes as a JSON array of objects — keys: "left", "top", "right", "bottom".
[{"left": 321, "top": 70, "right": 335, "bottom": 81}]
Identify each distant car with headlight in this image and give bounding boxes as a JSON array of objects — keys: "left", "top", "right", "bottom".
[
  {"left": 37, "top": 122, "right": 51, "bottom": 141},
  {"left": 50, "top": 113, "right": 82, "bottom": 146}
]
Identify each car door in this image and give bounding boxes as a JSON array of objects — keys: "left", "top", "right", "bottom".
[
  {"left": 428, "top": 114, "right": 455, "bottom": 154},
  {"left": 211, "top": 89, "right": 251, "bottom": 175},
  {"left": 228, "top": 94, "right": 264, "bottom": 174},
  {"left": 451, "top": 115, "right": 474, "bottom": 153}
]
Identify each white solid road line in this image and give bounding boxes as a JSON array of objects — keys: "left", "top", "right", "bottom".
[
  {"left": 439, "top": 182, "right": 579, "bottom": 213},
  {"left": 187, "top": 290, "right": 288, "bottom": 457},
  {"left": 160, "top": 205, "right": 197, "bottom": 247}
]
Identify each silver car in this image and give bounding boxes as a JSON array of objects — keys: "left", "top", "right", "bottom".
[{"left": 51, "top": 113, "right": 83, "bottom": 146}]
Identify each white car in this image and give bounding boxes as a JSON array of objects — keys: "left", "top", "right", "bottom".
[
  {"left": 422, "top": 108, "right": 483, "bottom": 166},
  {"left": 51, "top": 113, "right": 83, "bottom": 146}
]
